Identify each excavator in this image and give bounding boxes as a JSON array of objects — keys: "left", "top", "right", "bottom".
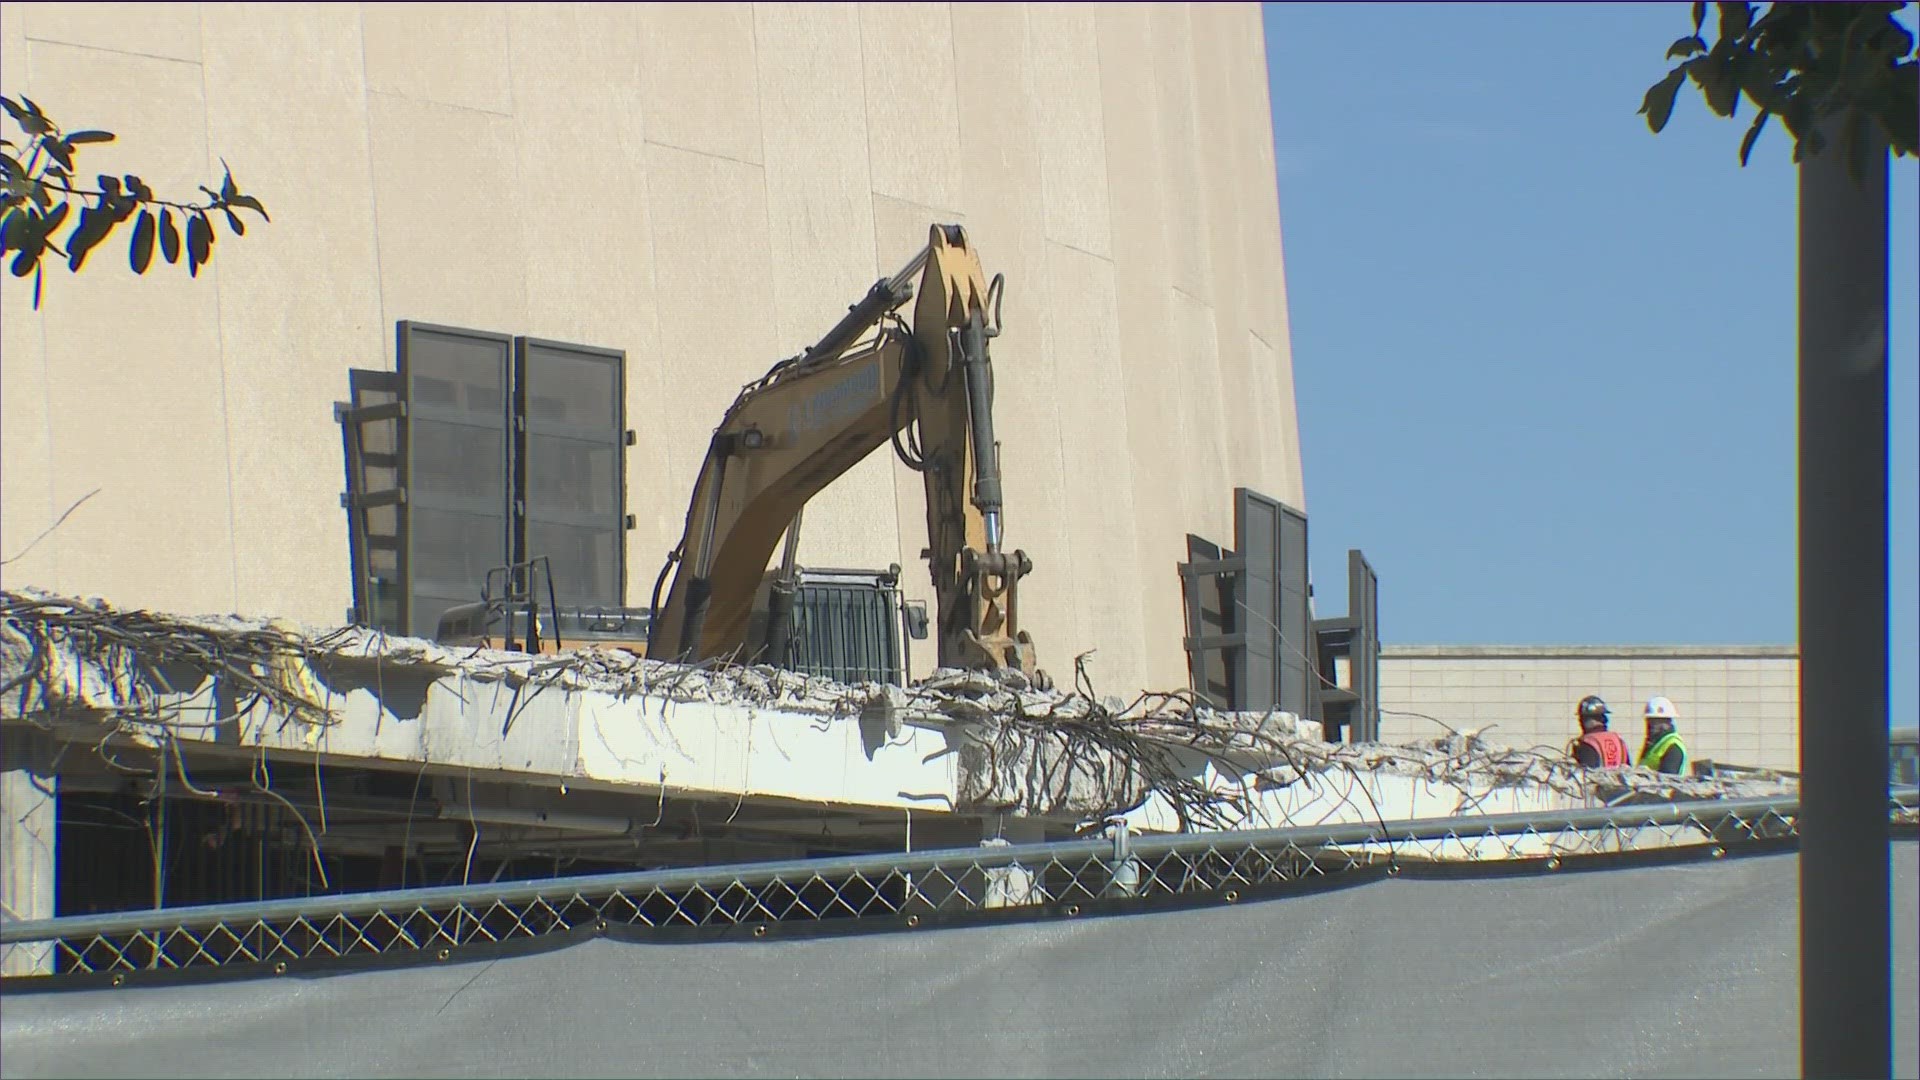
[
  {"left": 441, "top": 225, "right": 1047, "bottom": 689},
  {"left": 647, "top": 224, "right": 1047, "bottom": 688}
]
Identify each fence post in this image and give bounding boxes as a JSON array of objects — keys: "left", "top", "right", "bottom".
[{"left": 1106, "top": 815, "right": 1140, "bottom": 898}]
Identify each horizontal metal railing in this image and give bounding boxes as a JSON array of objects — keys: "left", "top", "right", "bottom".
[{"left": 3, "top": 792, "right": 1911, "bottom": 986}]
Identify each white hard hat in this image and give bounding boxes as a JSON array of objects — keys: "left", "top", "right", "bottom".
[{"left": 1645, "top": 696, "right": 1678, "bottom": 722}]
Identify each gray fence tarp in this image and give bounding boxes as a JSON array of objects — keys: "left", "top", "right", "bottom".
[{"left": 3, "top": 847, "right": 1916, "bottom": 1079}]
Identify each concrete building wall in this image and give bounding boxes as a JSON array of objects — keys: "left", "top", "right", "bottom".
[
  {"left": 1378, "top": 646, "right": 1801, "bottom": 773},
  {"left": 0, "top": 2, "right": 1302, "bottom": 698}
]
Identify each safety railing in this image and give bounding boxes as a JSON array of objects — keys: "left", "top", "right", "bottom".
[{"left": 4, "top": 792, "right": 1913, "bottom": 988}]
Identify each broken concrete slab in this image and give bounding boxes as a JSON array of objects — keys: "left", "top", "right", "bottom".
[{"left": 1, "top": 588, "right": 1794, "bottom": 842}]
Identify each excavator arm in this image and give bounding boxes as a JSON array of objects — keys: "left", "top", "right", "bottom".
[{"left": 647, "top": 225, "right": 1046, "bottom": 686}]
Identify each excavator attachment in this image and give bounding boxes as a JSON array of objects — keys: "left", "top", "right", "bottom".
[{"left": 648, "top": 225, "right": 1048, "bottom": 689}]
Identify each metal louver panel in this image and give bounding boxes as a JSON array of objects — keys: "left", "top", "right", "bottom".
[
  {"left": 515, "top": 338, "right": 627, "bottom": 613},
  {"left": 399, "top": 322, "right": 513, "bottom": 638},
  {"left": 1348, "top": 550, "right": 1381, "bottom": 742},
  {"left": 1233, "top": 488, "right": 1283, "bottom": 714},
  {"left": 1277, "top": 501, "right": 1311, "bottom": 720}
]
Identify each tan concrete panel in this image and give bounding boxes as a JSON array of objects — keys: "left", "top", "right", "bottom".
[
  {"left": 504, "top": 3, "right": 667, "bottom": 596},
  {"left": 1229, "top": 3, "right": 1291, "bottom": 353},
  {"left": 364, "top": 91, "right": 525, "bottom": 354},
  {"left": 635, "top": 2, "right": 761, "bottom": 166},
  {"left": 1044, "top": 242, "right": 1147, "bottom": 691},
  {"left": 360, "top": 2, "right": 511, "bottom": 116},
  {"left": 1093, "top": 2, "right": 1198, "bottom": 690},
  {"left": 17, "top": 42, "right": 234, "bottom": 612},
  {"left": 0, "top": 274, "right": 54, "bottom": 589},
  {"left": 1227, "top": 5, "right": 1308, "bottom": 518},
  {"left": 1187, "top": 4, "right": 1264, "bottom": 499},
  {"left": 1147, "top": 3, "right": 1211, "bottom": 306},
  {"left": 641, "top": 142, "right": 777, "bottom": 544},
  {"left": 200, "top": 3, "right": 384, "bottom": 622},
  {"left": 1025, "top": 3, "right": 1111, "bottom": 260},
  {"left": 1, "top": 1, "right": 27, "bottom": 83},
  {"left": 751, "top": 2, "right": 897, "bottom": 572},
  {"left": 16, "top": 1, "right": 200, "bottom": 64},
  {"left": 1169, "top": 287, "right": 1233, "bottom": 543},
  {"left": 0, "top": 3, "right": 52, "bottom": 587},
  {"left": 950, "top": 2, "right": 1078, "bottom": 687},
  {"left": 857, "top": 2, "right": 962, "bottom": 212},
  {"left": 1245, "top": 330, "right": 1301, "bottom": 508},
  {"left": 1236, "top": 8, "right": 1313, "bottom": 511}
]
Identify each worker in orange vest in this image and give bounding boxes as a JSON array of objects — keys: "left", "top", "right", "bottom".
[{"left": 1570, "top": 694, "right": 1632, "bottom": 768}]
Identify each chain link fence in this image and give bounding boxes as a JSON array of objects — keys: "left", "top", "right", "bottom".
[{"left": 5, "top": 792, "right": 1913, "bottom": 988}]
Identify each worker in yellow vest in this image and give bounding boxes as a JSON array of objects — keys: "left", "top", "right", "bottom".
[{"left": 1638, "top": 696, "right": 1689, "bottom": 775}]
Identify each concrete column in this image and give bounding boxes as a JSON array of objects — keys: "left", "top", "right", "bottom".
[
  {"left": 2, "top": 733, "right": 57, "bottom": 976},
  {"left": 980, "top": 815, "right": 1045, "bottom": 909}
]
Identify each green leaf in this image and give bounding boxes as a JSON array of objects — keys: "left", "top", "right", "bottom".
[
  {"left": 1739, "top": 109, "right": 1771, "bottom": 165},
  {"left": 129, "top": 209, "right": 155, "bottom": 273},
  {"left": 1640, "top": 69, "right": 1688, "bottom": 133},
  {"left": 1688, "top": 53, "right": 1741, "bottom": 117},
  {"left": 159, "top": 208, "right": 179, "bottom": 264},
  {"left": 1667, "top": 35, "right": 1707, "bottom": 59},
  {"left": 63, "top": 130, "right": 115, "bottom": 145},
  {"left": 186, "top": 212, "right": 211, "bottom": 277},
  {"left": 228, "top": 193, "right": 269, "bottom": 222},
  {"left": 1717, "top": 2, "right": 1753, "bottom": 42}
]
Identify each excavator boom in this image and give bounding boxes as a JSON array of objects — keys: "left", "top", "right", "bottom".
[{"left": 648, "top": 225, "right": 1044, "bottom": 687}]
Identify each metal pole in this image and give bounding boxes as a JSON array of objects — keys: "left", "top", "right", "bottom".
[{"left": 1797, "top": 120, "right": 1890, "bottom": 1080}]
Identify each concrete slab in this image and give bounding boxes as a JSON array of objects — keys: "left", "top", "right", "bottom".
[{"left": 1, "top": 590, "right": 1795, "bottom": 851}]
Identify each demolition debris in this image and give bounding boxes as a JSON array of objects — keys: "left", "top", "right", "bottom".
[{"left": 2, "top": 588, "right": 1796, "bottom": 834}]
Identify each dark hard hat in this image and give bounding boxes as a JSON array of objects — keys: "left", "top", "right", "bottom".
[{"left": 1578, "top": 695, "right": 1610, "bottom": 726}]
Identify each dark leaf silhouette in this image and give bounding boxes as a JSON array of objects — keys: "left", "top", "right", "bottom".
[
  {"left": 130, "top": 209, "right": 155, "bottom": 273},
  {"left": 2, "top": 99, "right": 269, "bottom": 303},
  {"left": 159, "top": 208, "right": 180, "bottom": 264}
]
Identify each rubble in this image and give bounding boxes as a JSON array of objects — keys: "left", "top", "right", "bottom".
[{"left": 1, "top": 588, "right": 1796, "bottom": 833}]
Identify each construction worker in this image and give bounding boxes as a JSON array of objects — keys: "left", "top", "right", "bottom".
[
  {"left": 1570, "top": 694, "right": 1632, "bottom": 768},
  {"left": 1638, "top": 696, "right": 1690, "bottom": 775}
]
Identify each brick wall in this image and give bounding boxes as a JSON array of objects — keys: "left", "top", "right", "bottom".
[{"left": 1376, "top": 646, "right": 1799, "bottom": 772}]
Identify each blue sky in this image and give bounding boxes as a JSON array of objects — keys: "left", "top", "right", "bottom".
[{"left": 1262, "top": 2, "right": 1918, "bottom": 727}]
